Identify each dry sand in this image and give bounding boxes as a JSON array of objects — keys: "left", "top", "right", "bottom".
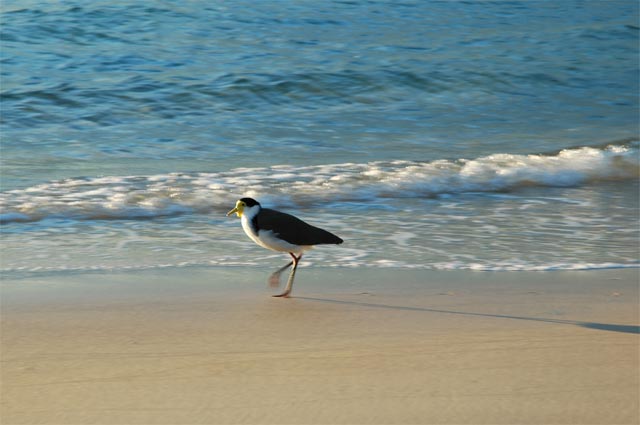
[{"left": 1, "top": 267, "right": 638, "bottom": 424}]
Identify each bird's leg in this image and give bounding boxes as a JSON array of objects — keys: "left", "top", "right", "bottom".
[
  {"left": 268, "top": 260, "right": 293, "bottom": 288},
  {"left": 273, "top": 253, "right": 301, "bottom": 298}
]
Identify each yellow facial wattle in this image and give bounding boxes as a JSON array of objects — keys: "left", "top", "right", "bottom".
[{"left": 226, "top": 200, "right": 245, "bottom": 217}]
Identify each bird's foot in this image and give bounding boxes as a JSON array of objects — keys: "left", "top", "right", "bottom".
[
  {"left": 268, "top": 272, "right": 283, "bottom": 288},
  {"left": 272, "top": 289, "right": 292, "bottom": 298}
]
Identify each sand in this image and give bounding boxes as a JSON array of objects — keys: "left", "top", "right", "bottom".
[{"left": 1, "top": 267, "right": 638, "bottom": 425}]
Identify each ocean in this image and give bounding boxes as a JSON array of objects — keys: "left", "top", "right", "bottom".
[{"left": 1, "top": 0, "right": 638, "bottom": 277}]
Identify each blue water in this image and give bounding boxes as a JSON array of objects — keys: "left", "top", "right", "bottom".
[{"left": 1, "top": 1, "right": 638, "bottom": 276}]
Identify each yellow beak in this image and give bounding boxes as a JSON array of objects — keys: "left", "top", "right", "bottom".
[{"left": 226, "top": 201, "right": 244, "bottom": 217}]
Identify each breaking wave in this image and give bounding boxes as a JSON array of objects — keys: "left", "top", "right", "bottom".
[{"left": 1, "top": 142, "right": 638, "bottom": 224}]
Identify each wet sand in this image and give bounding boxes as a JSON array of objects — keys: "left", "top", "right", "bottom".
[{"left": 1, "top": 268, "right": 638, "bottom": 424}]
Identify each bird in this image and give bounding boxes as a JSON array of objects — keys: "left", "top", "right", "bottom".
[{"left": 226, "top": 197, "right": 343, "bottom": 297}]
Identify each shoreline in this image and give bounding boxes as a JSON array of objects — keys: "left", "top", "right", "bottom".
[{"left": 2, "top": 268, "right": 639, "bottom": 424}]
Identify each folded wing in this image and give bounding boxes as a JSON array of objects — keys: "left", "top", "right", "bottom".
[{"left": 256, "top": 208, "right": 343, "bottom": 246}]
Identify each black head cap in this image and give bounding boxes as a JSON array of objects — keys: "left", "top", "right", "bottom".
[{"left": 239, "top": 197, "right": 260, "bottom": 207}]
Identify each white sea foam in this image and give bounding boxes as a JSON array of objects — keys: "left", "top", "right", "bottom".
[
  {"left": 431, "top": 261, "right": 640, "bottom": 272},
  {"left": 2, "top": 259, "right": 637, "bottom": 276},
  {"left": 1, "top": 143, "right": 637, "bottom": 224}
]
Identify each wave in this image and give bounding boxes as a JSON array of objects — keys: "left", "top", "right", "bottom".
[
  {"left": 0, "top": 69, "right": 481, "bottom": 127},
  {"left": 3, "top": 259, "right": 638, "bottom": 276},
  {"left": 1, "top": 143, "right": 637, "bottom": 224},
  {"left": 0, "top": 67, "right": 586, "bottom": 127}
]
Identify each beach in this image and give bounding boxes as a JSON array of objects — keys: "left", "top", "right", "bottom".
[
  {"left": 1, "top": 3, "right": 639, "bottom": 424},
  {"left": 2, "top": 268, "right": 638, "bottom": 424}
]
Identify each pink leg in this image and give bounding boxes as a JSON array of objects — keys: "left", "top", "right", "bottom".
[
  {"left": 268, "top": 260, "right": 293, "bottom": 287},
  {"left": 273, "top": 253, "right": 302, "bottom": 298}
]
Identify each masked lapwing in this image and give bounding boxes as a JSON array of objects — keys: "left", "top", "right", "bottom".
[{"left": 227, "top": 198, "right": 343, "bottom": 297}]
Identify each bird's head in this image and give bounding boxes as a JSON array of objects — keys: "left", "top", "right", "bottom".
[{"left": 226, "top": 197, "right": 261, "bottom": 218}]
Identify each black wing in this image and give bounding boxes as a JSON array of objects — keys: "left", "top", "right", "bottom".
[{"left": 256, "top": 208, "right": 343, "bottom": 246}]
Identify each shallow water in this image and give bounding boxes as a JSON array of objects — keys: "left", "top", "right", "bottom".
[{"left": 1, "top": 1, "right": 638, "bottom": 276}]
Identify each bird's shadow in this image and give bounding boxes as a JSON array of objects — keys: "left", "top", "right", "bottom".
[{"left": 295, "top": 296, "right": 640, "bottom": 335}]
